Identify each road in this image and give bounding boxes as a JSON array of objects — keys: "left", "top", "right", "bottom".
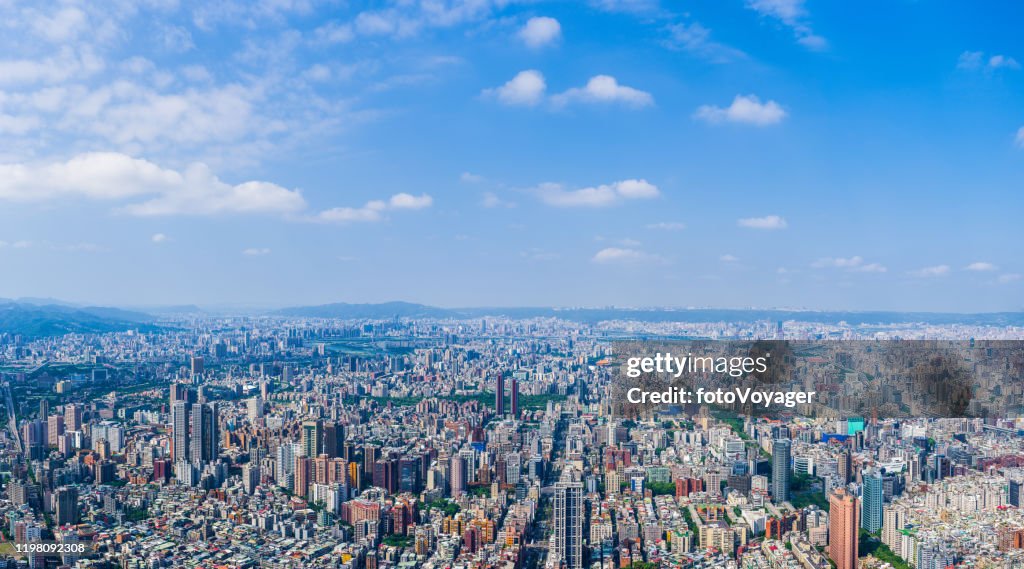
[{"left": 3, "top": 383, "right": 21, "bottom": 454}]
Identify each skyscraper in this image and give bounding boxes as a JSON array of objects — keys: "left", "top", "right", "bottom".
[
  {"left": 828, "top": 488, "right": 859, "bottom": 569},
  {"left": 54, "top": 486, "right": 78, "bottom": 526},
  {"left": 190, "top": 402, "right": 219, "bottom": 465},
  {"left": 495, "top": 374, "right": 506, "bottom": 416},
  {"left": 450, "top": 454, "right": 467, "bottom": 498},
  {"left": 510, "top": 378, "right": 519, "bottom": 417},
  {"left": 64, "top": 403, "right": 82, "bottom": 432},
  {"left": 862, "top": 470, "right": 883, "bottom": 533},
  {"left": 550, "top": 481, "right": 584, "bottom": 569},
  {"left": 171, "top": 400, "right": 190, "bottom": 463},
  {"left": 301, "top": 420, "right": 323, "bottom": 457},
  {"left": 772, "top": 438, "right": 791, "bottom": 503},
  {"left": 837, "top": 448, "right": 852, "bottom": 485}
]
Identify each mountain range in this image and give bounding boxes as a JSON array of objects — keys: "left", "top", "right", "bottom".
[{"left": 3, "top": 299, "right": 1024, "bottom": 338}]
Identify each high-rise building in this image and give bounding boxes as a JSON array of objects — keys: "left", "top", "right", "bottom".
[
  {"left": 39, "top": 399, "right": 49, "bottom": 421},
  {"left": 301, "top": 420, "right": 323, "bottom": 457},
  {"left": 64, "top": 404, "right": 83, "bottom": 432},
  {"left": 510, "top": 379, "right": 520, "bottom": 417},
  {"left": 772, "top": 438, "right": 791, "bottom": 503},
  {"left": 276, "top": 442, "right": 299, "bottom": 489},
  {"left": 828, "top": 488, "right": 859, "bottom": 569},
  {"left": 882, "top": 505, "right": 906, "bottom": 551},
  {"left": 54, "top": 486, "right": 78, "bottom": 526},
  {"left": 47, "top": 415, "right": 64, "bottom": 447},
  {"left": 837, "top": 448, "right": 852, "bottom": 485},
  {"left": 450, "top": 454, "right": 467, "bottom": 498},
  {"left": 171, "top": 400, "right": 190, "bottom": 462},
  {"left": 190, "top": 403, "right": 219, "bottom": 465},
  {"left": 1010, "top": 479, "right": 1022, "bottom": 507},
  {"left": 190, "top": 356, "right": 205, "bottom": 376},
  {"left": 242, "top": 464, "right": 259, "bottom": 494},
  {"left": 861, "top": 470, "right": 884, "bottom": 533},
  {"left": 550, "top": 481, "right": 584, "bottom": 569},
  {"left": 295, "top": 456, "right": 312, "bottom": 497},
  {"left": 495, "top": 374, "right": 506, "bottom": 416}
]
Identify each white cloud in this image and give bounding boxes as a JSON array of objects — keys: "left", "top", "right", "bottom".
[
  {"left": 720, "top": 254, "right": 739, "bottom": 262},
  {"left": 551, "top": 75, "right": 653, "bottom": 108},
  {"left": 0, "top": 152, "right": 307, "bottom": 217},
  {"left": 909, "top": 265, "right": 951, "bottom": 278},
  {"left": 958, "top": 51, "right": 1020, "bottom": 71},
  {"left": 313, "top": 21, "right": 355, "bottom": 44},
  {"left": 460, "top": 172, "right": 484, "bottom": 183},
  {"left": 737, "top": 215, "right": 787, "bottom": 229},
  {"left": 519, "top": 17, "right": 561, "bottom": 49},
  {"left": 30, "top": 7, "right": 88, "bottom": 43},
  {"left": 965, "top": 261, "right": 998, "bottom": 272},
  {"left": 589, "top": 0, "right": 658, "bottom": 12},
  {"left": 242, "top": 248, "right": 271, "bottom": 256},
  {"left": 314, "top": 193, "right": 433, "bottom": 223},
  {"left": 537, "top": 179, "right": 659, "bottom": 207},
  {"left": 481, "top": 192, "right": 515, "bottom": 208},
  {"left": 0, "top": 48, "right": 105, "bottom": 87},
  {"left": 664, "top": 22, "right": 745, "bottom": 63},
  {"left": 989, "top": 54, "right": 1021, "bottom": 70},
  {"left": 695, "top": 95, "right": 786, "bottom": 126},
  {"left": 483, "top": 70, "right": 547, "bottom": 106},
  {"left": 592, "top": 247, "right": 662, "bottom": 264},
  {"left": 746, "top": 0, "right": 826, "bottom": 51},
  {"left": 151, "top": 233, "right": 169, "bottom": 243},
  {"left": 486, "top": 72, "right": 653, "bottom": 109},
  {"left": 1016, "top": 126, "right": 1024, "bottom": 148},
  {"left": 646, "top": 222, "right": 686, "bottom": 231},
  {"left": 998, "top": 274, "right": 1022, "bottom": 284},
  {"left": 388, "top": 193, "right": 432, "bottom": 209},
  {"left": 812, "top": 256, "right": 887, "bottom": 273}
]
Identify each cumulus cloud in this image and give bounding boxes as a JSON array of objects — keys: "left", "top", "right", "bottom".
[
  {"left": 998, "top": 274, "right": 1022, "bottom": 284},
  {"left": 519, "top": 17, "right": 561, "bottom": 48},
  {"left": 314, "top": 193, "right": 433, "bottom": 223},
  {"left": 483, "top": 70, "right": 547, "bottom": 106},
  {"left": 0, "top": 152, "right": 307, "bottom": 217},
  {"left": 957, "top": 51, "right": 1020, "bottom": 71},
  {"left": 720, "top": 254, "right": 739, "bottom": 262},
  {"left": 242, "top": 248, "right": 271, "bottom": 256},
  {"left": 592, "top": 247, "right": 662, "bottom": 264},
  {"left": 812, "top": 256, "right": 887, "bottom": 273},
  {"left": 460, "top": 172, "right": 484, "bottom": 183},
  {"left": 536, "top": 179, "right": 659, "bottom": 207},
  {"left": 151, "top": 233, "right": 169, "bottom": 243},
  {"left": 485, "top": 72, "right": 653, "bottom": 109},
  {"left": 965, "top": 261, "right": 998, "bottom": 272},
  {"left": 737, "top": 215, "right": 787, "bottom": 229},
  {"left": 909, "top": 265, "right": 951, "bottom": 278},
  {"left": 388, "top": 192, "right": 433, "bottom": 209},
  {"left": 746, "top": 0, "right": 827, "bottom": 50},
  {"left": 551, "top": 75, "right": 654, "bottom": 108},
  {"left": 695, "top": 95, "right": 786, "bottom": 126}
]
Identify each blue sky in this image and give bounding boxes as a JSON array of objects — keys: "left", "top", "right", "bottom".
[{"left": 0, "top": 0, "right": 1022, "bottom": 311}]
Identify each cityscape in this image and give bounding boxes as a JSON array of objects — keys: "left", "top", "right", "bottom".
[
  {"left": 0, "top": 309, "right": 1022, "bottom": 568},
  {"left": 2, "top": 0, "right": 1023, "bottom": 568}
]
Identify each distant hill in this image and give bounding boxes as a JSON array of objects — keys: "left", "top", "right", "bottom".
[
  {"left": 0, "top": 302, "right": 160, "bottom": 338},
  {"left": 274, "top": 303, "right": 1024, "bottom": 326},
  {"left": 275, "top": 301, "right": 456, "bottom": 319}
]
